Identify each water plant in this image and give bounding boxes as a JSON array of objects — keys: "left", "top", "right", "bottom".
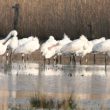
[{"left": 29, "top": 95, "right": 77, "bottom": 110}]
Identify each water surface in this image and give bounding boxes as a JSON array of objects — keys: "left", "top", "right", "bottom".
[{"left": 0, "top": 61, "right": 110, "bottom": 110}]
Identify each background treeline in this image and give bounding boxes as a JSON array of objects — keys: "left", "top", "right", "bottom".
[{"left": 0, "top": 0, "right": 110, "bottom": 40}]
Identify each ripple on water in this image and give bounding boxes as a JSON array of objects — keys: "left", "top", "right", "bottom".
[{"left": 0, "top": 62, "right": 110, "bottom": 109}]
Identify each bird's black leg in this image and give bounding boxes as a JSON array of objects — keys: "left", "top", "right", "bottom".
[
  {"left": 59, "top": 55, "right": 62, "bottom": 64},
  {"left": 105, "top": 53, "right": 107, "bottom": 72},
  {"left": 80, "top": 57, "right": 82, "bottom": 65},
  {"left": 93, "top": 54, "right": 96, "bottom": 64},
  {"left": 72, "top": 54, "right": 76, "bottom": 65}
]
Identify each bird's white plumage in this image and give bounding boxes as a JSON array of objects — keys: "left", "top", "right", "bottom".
[
  {"left": 93, "top": 39, "right": 110, "bottom": 55},
  {"left": 0, "top": 43, "right": 8, "bottom": 55},
  {"left": 91, "top": 37, "right": 105, "bottom": 45},
  {"left": 18, "top": 36, "right": 34, "bottom": 46},
  {"left": 60, "top": 35, "right": 89, "bottom": 57},
  {"left": 0, "top": 30, "right": 108, "bottom": 61},
  {"left": 14, "top": 37, "right": 40, "bottom": 54},
  {"left": 8, "top": 31, "right": 18, "bottom": 52},
  {"left": 41, "top": 36, "right": 57, "bottom": 57},
  {"left": 0, "top": 30, "right": 17, "bottom": 55},
  {"left": 42, "top": 34, "right": 72, "bottom": 58},
  {"left": 55, "top": 34, "right": 72, "bottom": 55}
]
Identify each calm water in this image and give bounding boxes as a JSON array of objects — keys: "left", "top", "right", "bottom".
[{"left": 0, "top": 61, "right": 110, "bottom": 110}]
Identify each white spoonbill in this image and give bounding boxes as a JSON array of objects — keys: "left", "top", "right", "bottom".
[
  {"left": 41, "top": 35, "right": 57, "bottom": 56},
  {"left": 91, "top": 37, "right": 105, "bottom": 46},
  {"left": 54, "top": 33, "right": 72, "bottom": 56},
  {"left": 91, "top": 39, "right": 110, "bottom": 66},
  {"left": 89, "top": 37, "right": 106, "bottom": 64},
  {"left": 60, "top": 35, "right": 89, "bottom": 57},
  {"left": 60, "top": 35, "right": 89, "bottom": 64},
  {"left": 43, "top": 33, "right": 72, "bottom": 64},
  {"left": 76, "top": 37, "right": 106, "bottom": 64},
  {"left": 91, "top": 37, "right": 106, "bottom": 52},
  {"left": 7, "top": 30, "right": 18, "bottom": 52},
  {"left": 0, "top": 30, "right": 18, "bottom": 55},
  {"left": 8, "top": 32, "right": 34, "bottom": 52},
  {"left": 43, "top": 34, "right": 72, "bottom": 59},
  {"left": 79, "top": 37, "right": 106, "bottom": 56},
  {"left": 14, "top": 37, "right": 40, "bottom": 59},
  {"left": 93, "top": 39, "right": 110, "bottom": 55},
  {"left": 7, "top": 31, "right": 40, "bottom": 60}
]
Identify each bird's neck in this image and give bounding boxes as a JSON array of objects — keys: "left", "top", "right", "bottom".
[{"left": 3, "top": 36, "right": 12, "bottom": 45}]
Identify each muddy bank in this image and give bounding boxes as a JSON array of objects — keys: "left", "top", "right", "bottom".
[{"left": 0, "top": 50, "right": 109, "bottom": 65}]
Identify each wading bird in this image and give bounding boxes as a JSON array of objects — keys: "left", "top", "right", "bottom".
[
  {"left": 90, "top": 37, "right": 106, "bottom": 64},
  {"left": 0, "top": 30, "right": 17, "bottom": 56},
  {"left": 46, "top": 34, "right": 72, "bottom": 63},
  {"left": 92, "top": 39, "right": 110, "bottom": 64},
  {"left": 41, "top": 35, "right": 57, "bottom": 63},
  {"left": 41, "top": 34, "right": 72, "bottom": 64},
  {"left": 14, "top": 37, "right": 40, "bottom": 60},
  {"left": 60, "top": 35, "right": 89, "bottom": 64}
]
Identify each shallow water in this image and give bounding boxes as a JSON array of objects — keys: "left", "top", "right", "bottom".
[{"left": 0, "top": 61, "right": 110, "bottom": 110}]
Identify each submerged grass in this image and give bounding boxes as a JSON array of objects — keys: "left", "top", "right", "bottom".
[{"left": 29, "top": 95, "right": 77, "bottom": 110}]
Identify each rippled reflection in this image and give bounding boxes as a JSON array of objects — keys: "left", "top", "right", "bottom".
[{"left": 0, "top": 62, "right": 110, "bottom": 109}]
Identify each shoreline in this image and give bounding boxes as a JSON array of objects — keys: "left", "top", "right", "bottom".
[{"left": 0, "top": 50, "right": 109, "bottom": 65}]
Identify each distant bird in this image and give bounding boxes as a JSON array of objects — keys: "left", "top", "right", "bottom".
[
  {"left": 92, "top": 38, "right": 110, "bottom": 66},
  {"left": 91, "top": 37, "right": 106, "bottom": 52},
  {"left": 42, "top": 34, "right": 72, "bottom": 60},
  {"left": 6, "top": 30, "right": 18, "bottom": 60},
  {"left": 73, "top": 37, "right": 106, "bottom": 64},
  {"left": 0, "top": 30, "right": 17, "bottom": 55},
  {"left": 60, "top": 35, "right": 89, "bottom": 56},
  {"left": 60, "top": 35, "right": 89, "bottom": 64},
  {"left": 54, "top": 33, "right": 72, "bottom": 56},
  {"left": 46, "top": 34, "right": 72, "bottom": 63},
  {"left": 8, "top": 34, "right": 34, "bottom": 53},
  {"left": 93, "top": 39, "right": 110, "bottom": 55},
  {"left": 90, "top": 37, "right": 106, "bottom": 64},
  {"left": 91, "top": 37, "right": 105, "bottom": 44},
  {"left": 7, "top": 31, "right": 40, "bottom": 60},
  {"left": 8, "top": 30, "right": 18, "bottom": 52},
  {"left": 41, "top": 35, "right": 57, "bottom": 56},
  {"left": 14, "top": 37, "right": 40, "bottom": 60},
  {"left": 40, "top": 35, "right": 57, "bottom": 63}
]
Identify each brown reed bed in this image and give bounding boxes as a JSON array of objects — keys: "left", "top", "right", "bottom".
[{"left": 0, "top": 0, "right": 110, "bottom": 40}]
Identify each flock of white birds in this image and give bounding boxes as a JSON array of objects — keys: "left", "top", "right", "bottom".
[
  {"left": 0, "top": 30, "right": 109, "bottom": 61},
  {"left": 0, "top": 30, "right": 40, "bottom": 58}
]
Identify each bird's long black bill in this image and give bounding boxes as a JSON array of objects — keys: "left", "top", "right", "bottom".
[{"left": 3, "top": 35, "right": 13, "bottom": 45}]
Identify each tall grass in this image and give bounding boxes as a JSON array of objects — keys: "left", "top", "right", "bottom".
[{"left": 0, "top": 0, "right": 110, "bottom": 40}]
